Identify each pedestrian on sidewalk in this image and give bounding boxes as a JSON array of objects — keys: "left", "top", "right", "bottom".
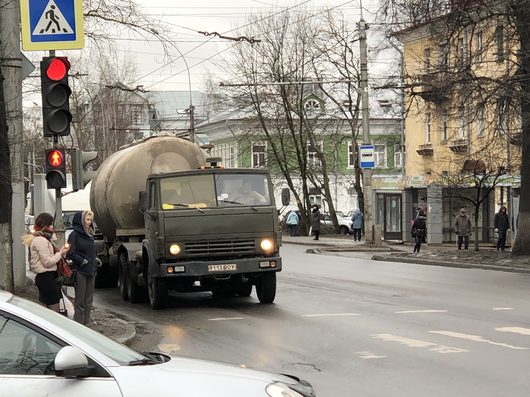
[
  {"left": 351, "top": 209, "right": 364, "bottom": 241},
  {"left": 311, "top": 205, "right": 321, "bottom": 240},
  {"left": 494, "top": 206, "right": 510, "bottom": 251},
  {"left": 67, "top": 211, "right": 97, "bottom": 326},
  {"left": 411, "top": 210, "right": 427, "bottom": 253},
  {"left": 453, "top": 208, "right": 471, "bottom": 250},
  {"left": 22, "top": 212, "right": 69, "bottom": 313},
  {"left": 286, "top": 210, "right": 299, "bottom": 237}
]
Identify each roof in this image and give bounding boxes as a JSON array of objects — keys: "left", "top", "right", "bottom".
[{"left": 145, "top": 91, "right": 206, "bottom": 119}]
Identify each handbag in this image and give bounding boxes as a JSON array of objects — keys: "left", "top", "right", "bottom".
[{"left": 57, "top": 257, "right": 76, "bottom": 286}]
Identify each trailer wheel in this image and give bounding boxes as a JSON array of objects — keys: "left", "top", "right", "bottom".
[
  {"left": 237, "top": 281, "right": 252, "bottom": 297},
  {"left": 118, "top": 254, "right": 129, "bottom": 301},
  {"left": 127, "top": 261, "right": 145, "bottom": 304},
  {"left": 256, "top": 272, "right": 276, "bottom": 304},
  {"left": 148, "top": 271, "right": 168, "bottom": 310}
]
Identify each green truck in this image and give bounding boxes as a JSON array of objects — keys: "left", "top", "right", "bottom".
[{"left": 90, "top": 136, "right": 282, "bottom": 309}]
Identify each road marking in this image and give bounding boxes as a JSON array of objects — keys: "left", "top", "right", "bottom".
[
  {"left": 395, "top": 310, "right": 447, "bottom": 314},
  {"left": 496, "top": 327, "right": 530, "bottom": 336},
  {"left": 302, "top": 313, "right": 361, "bottom": 317},
  {"left": 429, "top": 331, "right": 528, "bottom": 350},
  {"left": 492, "top": 307, "right": 514, "bottom": 311},
  {"left": 371, "top": 334, "right": 468, "bottom": 354},
  {"left": 356, "top": 351, "right": 387, "bottom": 359},
  {"left": 209, "top": 317, "right": 246, "bottom": 321}
]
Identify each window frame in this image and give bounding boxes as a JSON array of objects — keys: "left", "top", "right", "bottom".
[
  {"left": 307, "top": 140, "right": 323, "bottom": 167},
  {"left": 251, "top": 142, "right": 267, "bottom": 168}
]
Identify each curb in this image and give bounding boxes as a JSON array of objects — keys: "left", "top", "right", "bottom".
[
  {"left": 283, "top": 240, "right": 396, "bottom": 251},
  {"left": 371, "top": 255, "right": 530, "bottom": 274},
  {"left": 113, "top": 318, "right": 137, "bottom": 346},
  {"left": 306, "top": 247, "right": 397, "bottom": 254}
]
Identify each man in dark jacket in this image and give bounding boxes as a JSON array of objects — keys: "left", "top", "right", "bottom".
[
  {"left": 411, "top": 210, "right": 427, "bottom": 253},
  {"left": 67, "top": 211, "right": 97, "bottom": 325},
  {"left": 494, "top": 206, "right": 510, "bottom": 251},
  {"left": 311, "top": 205, "right": 321, "bottom": 240}
]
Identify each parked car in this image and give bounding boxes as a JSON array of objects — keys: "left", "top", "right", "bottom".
[
  {"left": 0, "top": 291, "right": 316, "bottom": 397},
  {"left": 320, "top": 213, "right": 353, "bottom": 235}
]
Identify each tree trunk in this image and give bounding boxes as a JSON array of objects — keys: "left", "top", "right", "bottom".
[
  {"left": 0, "top": 69, "right": 14, "bottom": 292},
  {"left": 512, "top": 2, "right": 530, "bottom": 256},
  {"left": 474, "top": 209, "right": 480, "bottom": 252}
]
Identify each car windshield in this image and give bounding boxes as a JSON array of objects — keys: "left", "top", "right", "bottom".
[
  {"left": 9, "top": 295, "right": 147, "bottom": 365},
  {"left": 160, "top": 173, "right": 271, "bottom": 209}
]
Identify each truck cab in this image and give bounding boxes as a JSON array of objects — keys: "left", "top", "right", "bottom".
[{"left": 136, "top": 168, "right": 282, "bottom": 309}]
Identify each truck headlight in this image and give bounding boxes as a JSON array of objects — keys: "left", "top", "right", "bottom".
[
  {"left": 169, "top": 244, "right": 181, "bottom": 256},
  {"left": 260, "top": 238, "right": 274, "bottom": 253},
  {"left": 266, "top": 383, "right": 304, "bottom": 397}
]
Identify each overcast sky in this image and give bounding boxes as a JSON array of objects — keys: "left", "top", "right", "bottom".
[{"left": 123, "top": 0, "right": 386, "bottom": 92}]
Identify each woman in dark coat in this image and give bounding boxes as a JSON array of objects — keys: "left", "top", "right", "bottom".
[
  {"left": 67, "top": 210, "right": 97, "bottom": 325},
  {"left": 411, "top": 210, "right": 427, "bottom": 253},
  {"left": 311, "top": 205, "right": 322, "bottom": 240}
]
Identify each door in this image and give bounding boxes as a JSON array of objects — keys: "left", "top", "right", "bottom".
[{"left": 384, "top": 194, "right": 402, "bottom": 240}]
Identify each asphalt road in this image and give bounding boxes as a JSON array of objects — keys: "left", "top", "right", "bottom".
[{"left": 94, "top": 244, "right": 530, "bottom": 397}]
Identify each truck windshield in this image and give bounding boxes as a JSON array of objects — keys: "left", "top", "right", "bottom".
[{"left": 160, "top": 173, "right": 271, "bottom": 209}]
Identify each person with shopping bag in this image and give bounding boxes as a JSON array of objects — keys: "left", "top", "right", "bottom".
[{"left": 67, "top": 211, "right": 97, "bottom": 325}]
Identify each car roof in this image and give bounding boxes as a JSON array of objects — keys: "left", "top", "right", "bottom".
[{"left": 0, "top": 290, "right": 13, "bottom": 303}]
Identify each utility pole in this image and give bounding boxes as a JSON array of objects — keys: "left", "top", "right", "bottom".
[
  {"left": 359, "top": 17, "right": 378, "bottom": 245},
  {"left": 0, "top": 0, "right": 24, "bottom": 291}
]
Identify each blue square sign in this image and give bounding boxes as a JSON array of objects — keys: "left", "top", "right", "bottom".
[
  {"left": 360, "top": 144, "right": 375, "bottom": 169},
  {"left": 21, "top": 0, "right": 84, "bottom": 50}
]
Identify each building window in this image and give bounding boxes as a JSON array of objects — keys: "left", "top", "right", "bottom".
[
  {"left": 496, "top": 26, "right": 504, "bottom": 62},
  {"left": 394, "top": 150, "right": 403, "bottom": 169},
  {"left": 374, "top": 144, "right": 387, "bottom": 168},
  {"left": 130, "top": 104, "right": 144, "bottom": 125},
  {"left": 307, "top": 141, "right": 323, "bottom": 167},
  {"left": 477, "top": 105, "right": 485, "bottom": 137},
  {"left": 438, "top": 43, "right": 448, "bottom": 69},
  {"left": 425, "top": 112, "right": 432, "bottom": 143},
  {"left": 252, "top": 143, "right": 267, "bottom": 168},
  {"left": 304, "top": 99, "right": 321, "bottom": 111},
  {"left": 424, "top": 48, "right": 431, "bottom": 72},
  {"left": 475, "top": 31, "right": 483, "bottom": 64},
  {"left": 348, "top": 142, "right": 356, "bottom": 168},
  {"left": 440, "top": 111, "right": 448, "bottom": 142},
  {"left": 457, "top": 37, "right": 466, "bottom": 67},
  {"left": 212, "top": 143, "right": 238, "bottom": 168},
  {"left": 459, "top": 108, "right": 467, "bottom": 139}
]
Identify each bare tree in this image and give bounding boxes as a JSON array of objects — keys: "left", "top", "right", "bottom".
[{"left": 379, "top": 0, "right": 529, "bottom": 255}]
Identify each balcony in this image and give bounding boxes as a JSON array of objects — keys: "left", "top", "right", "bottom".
[
  {"left": 416, "top": 143, "right": 434, "bottom": 156},
  {"left": 416, "top": 71, "right": 450, "bottom": 104},
  {"left": 449, "top": 139, "right": 468, "bottom": 153}
]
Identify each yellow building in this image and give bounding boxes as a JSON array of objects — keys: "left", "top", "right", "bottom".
[{"left": 396, "top": 14, "right": 522, "bottom": 243}]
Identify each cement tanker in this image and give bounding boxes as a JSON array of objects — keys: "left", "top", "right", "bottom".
[{"left": 91, "top": 135, "right": 282, "bottom": 309}]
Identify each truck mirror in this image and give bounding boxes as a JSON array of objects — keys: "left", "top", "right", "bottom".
[
  {"left": 139, "top": 191, "right": 148, "bottom": 212},
  {"left": 281, "top": 188, "right": 290, "bottom": 206}
]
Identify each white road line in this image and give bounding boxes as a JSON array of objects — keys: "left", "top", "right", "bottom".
[
  {"left": 209, "top": 317, "right": 246, "bottom": 321},
  {"left": 496, "top": 327, "right": 530, "bottom": 336},
  {"left": 371, "top": 333, "right": 468, "bottom": 354},
  {"left": 302, "top": 313, "right": 361, "bottom": 317},
  {"left": 429, "top": 331, "right": 528, "bottom": 350},
  {"left": 356, "top": 351, "right": 387, "bottom": 359},
  {"left": 395, "top": 310, "right": 448, "bottom": 314},
  {"left": 492, "top": 307, "right": 514, "bottom": 311}
]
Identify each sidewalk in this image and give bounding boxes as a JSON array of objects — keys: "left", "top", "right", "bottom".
[
  {"left": 282, "top": 234, "right": 530, "bottom": 274},
  {"left": 21, "top": 273, "right": 136, "bottom": 346}
]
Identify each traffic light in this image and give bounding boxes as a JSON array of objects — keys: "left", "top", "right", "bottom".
[
  {"left": 45, "top": 148, "right": 67, "bottom": 189},
  {"left": 71, "top": 149, "right": 98, "bottom": 190},
  {"left": 40, "top": 57, "right": 72, "bottom": 137}
]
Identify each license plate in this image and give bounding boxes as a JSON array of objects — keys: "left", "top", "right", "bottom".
[{"left": 208, "top": 264, "right": 237, "bottom": 272}]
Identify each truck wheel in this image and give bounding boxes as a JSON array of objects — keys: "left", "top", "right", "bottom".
[
  {"left": 256, "top": 272, "right": 276, "bottom": 304},
  {"left": 237, "top": 282, "right": 252, "bottom": 297},
  {"left": 339, "top": 226, "right": 350, "bottom": 235},
  {"left": 127, "top": 261, "right": 145, "bottom": 304},
  {"left": 118, "top": 254, "right": 129, "bottom": 301},
  {"left": 148, "top": 272, "right": 168, "bottom": 310}
]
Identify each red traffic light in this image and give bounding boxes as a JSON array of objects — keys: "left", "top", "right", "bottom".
[
  {"left": 46, "top": 57, "right": 70, "bottom": 81},
  {"left": 47, "top": 149, "right": 64, "bottom": 168}
]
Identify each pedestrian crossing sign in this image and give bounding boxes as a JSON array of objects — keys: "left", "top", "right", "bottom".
[{"left": 20, "top": 0, "right": 84, "bottom": 50}]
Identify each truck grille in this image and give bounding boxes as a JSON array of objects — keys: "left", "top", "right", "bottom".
[{"left": 185, "top": 239, "right": 256, "bottom": 257}]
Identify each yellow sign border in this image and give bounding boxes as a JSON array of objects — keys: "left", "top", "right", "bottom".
[{"left": 20, "top": 0, "right": 84, "bottom": 51}]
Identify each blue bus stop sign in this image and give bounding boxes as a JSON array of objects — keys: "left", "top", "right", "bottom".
[{"left": 360, "top": 144, "right": 375, "bottom": 169}]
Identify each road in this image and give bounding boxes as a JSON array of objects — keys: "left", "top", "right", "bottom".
[{"left": 95, "top": 244, "right": 530, "bottom": 397}]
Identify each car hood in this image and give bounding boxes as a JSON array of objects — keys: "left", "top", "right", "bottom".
[{"left": 111, "top": 355, "right": 297, "bottom": 396}]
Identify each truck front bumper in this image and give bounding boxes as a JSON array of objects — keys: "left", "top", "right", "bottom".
[{"left": 159, "top": 256, "right": 282, "bottom": 277}]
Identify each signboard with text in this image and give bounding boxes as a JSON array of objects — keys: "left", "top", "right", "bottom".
[{"left": 359, "top": 144, "right": 375, "bottom": 169}]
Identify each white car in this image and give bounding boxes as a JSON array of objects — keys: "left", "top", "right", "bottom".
[
  {"left": 0, "top": 291, "right": 315, "bottom": 397},
  {"left": 321, "top": 213, "right": 353, "bottom": 235}
]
